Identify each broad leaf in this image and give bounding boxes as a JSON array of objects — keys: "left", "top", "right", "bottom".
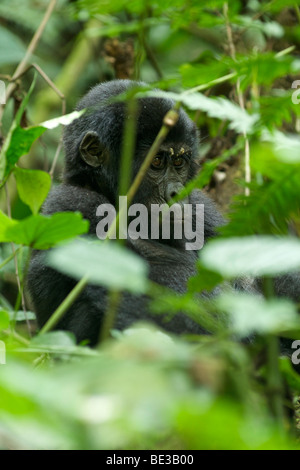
[
  {"left": 201, "top": 236, "right": 300, "bottom": 278},
  {"left": 40, "top": 110, "right": 85, "bottom": 129},
  {"left": 1, "top": 126, "right": 45, "bottom": 183},
  {"left": 216, "top": 292, "right": 300, "bottom": 337},
  {"left": 0, "top": 211, "right": 17, "bottom": 240},
  {"left": 0, "top": 310, "right": 9, "bottom": 329},
  {"left": 48, "top": 238, "right": 148, "bottom": 293},
  {"left": 14, "top": 167, "right": 51, "bottom": 214},
  {"left": 145, "top": 90, "right": 259, "bottom": 134},
  {"left": 2, "top": 212, "right": 89, "bottom": 249}
]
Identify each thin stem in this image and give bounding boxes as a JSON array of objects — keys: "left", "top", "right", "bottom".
[
  {"left": 2, "top": 62, "right": 66, "bottom": 178},
  {"left": 99, "top": 290, "right": 122, "bottom": 343},
  {"left": 106, "top": 105, "right": 180, "bottom": 239},
  {"left": 182, "top": 73, "right": 237, "bottom": 96},
  {"left": 2, "top": 328, "right": 30, "bottom": 346},
  {"left": 223, "top": 2, "right": 251, "bottom": 197},
  {"left": 0, "top": 246, "right": 22, "bottom": 271},
  {"left": 266, "top": 335, "right": 284, "bottom": 429},
  {"left": 5, "top": 184, "right": 31, "bottom": 334},
  {"left": 295, "top": 4, "right": 300, "bottom": 24},
  {"left": 171, "top": 140, "right": 244, "bottom": 203},
  {"left": 39, "top": 275, "right": 89, "bottom": 335},
  {"left": 143, "top": 38, "right": 163, "bottom": 80},
  {"left": 263, "top": 276, "right": 284, "bottom": 429},
  {"left": 100, "top": 98, "right": 139, "bottom": 339},
  {"left": 12, "top": 247, "right": 30, "bottom": 334},
  {"left": 275, "top": 45, "right": 295, "bottom": 58},
  {"left": 49, "top": 138, "right": 63, "bottom": 179},
  {"left": 14, "top": 62, "right": 66, "bottom": 178},
  {"left": 223, "top": 2, "right": 236, "bottom": 59},
  {"left": 118, "top": 98, "right": 139, "bottom": 198},
  {"left": 128, "top": 103, "right": 181, "bottom": 201},
  {"left": 11, "top": 63, "right": 66, "bottom": 116},
  {"left": 0, "top": 0, "right": 57, "bottom": 115}
]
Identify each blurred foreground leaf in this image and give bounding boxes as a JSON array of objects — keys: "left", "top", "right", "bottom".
[
  {"left": 201, "top": 236, "right": 300, "bottom": 278},
  {"left": 48, "top": 238, "right": 149, "bottom": 293},
  {"left": 216, "top": 292, "right": 300, "bottom": 337}
]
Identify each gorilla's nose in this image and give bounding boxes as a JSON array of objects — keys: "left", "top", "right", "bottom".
[{"left": 165, "top": 182, "right": 185, "bottom": 203}]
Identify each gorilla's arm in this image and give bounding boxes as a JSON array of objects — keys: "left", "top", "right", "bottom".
[
  {"left": 27, "top": 184, "right": 111, "bottom": 344},
  {"left": 41, "top": 184, "right": 110, "bottom": 234}
]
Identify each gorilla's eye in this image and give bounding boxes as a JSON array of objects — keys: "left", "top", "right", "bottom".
[
  {"left": 152, "top": 155, "right": 164, "bottom": 169},
  {"left": 173, "top": 157, "right": 184, "bottom": 168}
]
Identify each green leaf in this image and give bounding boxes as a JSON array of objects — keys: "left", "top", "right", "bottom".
[
  {"left": 201, "top": 236, "right": 300, "bottom": 278},
  {"left": 0, "top": 78, "right": 84, "bottom": 185},
  {"left": 40, "top": 110, "right": 85, "bottom": 129},
  {"left": 15, "top": 73, "right": 37, "bottom": 127},
  {"left": 0, "top": 121, "right": 45, "bottom": 186},
  {"left": 1, "top": 109, "right": 86, "bottom": 185},
  {"left": 30, "top": 331, "right": 76, "bottom": 348},
  {"left": 145, "top": 90, "right": 259, "bottom": 134},
  {"left": 176, "top": 397, "right": 295, "bottom": 449},
  {"left": 237, "top": 17, "right": 284, "bottom": 39},
  {"left": 2, "top": 212, "right": 89, "bottom": 249},
  {"left": 14, "top": 167, "right": 51, "bottom": 215},
  {"left": 149, "top": 287, "right": 222, "bottom": 333},
  {"left": 0, "top": 310, "right": 9, "bottom": 329},
  {"left": 261, "top": 131, "right": 300, "bottom": 164},
  {"left": 188, "top": 265, "right": 223, "bottom": 293},
  {"left": 0, "top": 76, "right": 39, "bottom": 184},
  {"left": 48, "top": 238, "right": 148, "bottom": 293},
  {"left": 231, "top": 52, "right": 298, "bottom": 90},
  {"left": 180, "top": 60, "right": 231, "bottom": 88},
  {"left": 216, "top": 292, "right": 300, "bottom": 337},
  {"left": 268, "top": 0, "right": 300, "bottom": 13},
  {"left": 220, "top": 139, "right": 300, "bottom": 237},
  {"left": 25, "top": 331, "right": 98, "bottom": 356},
  {"left": 0, "top": 210, "right": 17, "bottom": 240},
  {"left": 8, "top": 310, "right": 36, "bottom": 322},
  {"left": 2, "top": 126, "right": 46, "bottom": 182},
  {"left": 258, "top": 93, "right": 300, "bottom": 130}
]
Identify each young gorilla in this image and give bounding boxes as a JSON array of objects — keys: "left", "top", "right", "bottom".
[{"left": 27, "top": 80, "right": 299, "bottom": 346}]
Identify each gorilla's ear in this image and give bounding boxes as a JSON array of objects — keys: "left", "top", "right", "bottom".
[{"left": 79, "top": 131, "right": 109, "bottom": 167}]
